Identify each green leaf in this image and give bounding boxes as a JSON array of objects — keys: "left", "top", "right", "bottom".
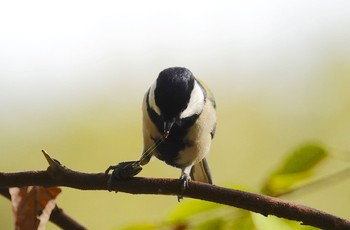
[
  {"left": 228, "top": 212, "right": 256, "bottom": 230},
  {"left": 169, "top": 206, "right": 255, "bottom": 230},
  {"left": 121, "top": 223, "right": 157, "bottom": 230},
  {"left": 168, "top": 199, "right": 221, "bottom": 222},
  {"left": 168, "top": 184, "right": 250, "bottom": 223},
  {"left": 275, "top": 145, "right": 328, "bottom": 174},
  {"left": 252, "top": 213, "right": 318, "bottom": 230},
  {"left": 262, "top": 144, "right": 328, "bottom": 196},
  {"left": 193, "top": 218, "right": 226, "bottom": 230}
]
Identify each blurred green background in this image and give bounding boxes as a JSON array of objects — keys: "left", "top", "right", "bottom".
[{"left": 1, "top": 1, "right": 350, "bottom": 229}]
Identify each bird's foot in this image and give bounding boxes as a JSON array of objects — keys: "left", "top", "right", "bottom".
[
  {"left": 178, "top": 174, "right": 191, "bottom": 202},
  {"left": 105, "top": 161, "right": 143, "bottom": 191}
]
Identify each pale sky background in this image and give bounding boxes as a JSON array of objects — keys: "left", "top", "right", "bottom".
[
  {"left": 1, "top": 0, "right": 350, "bottom": 116},
  {"left": 1, "top": 1, "right": 350, "bottom": 229}
]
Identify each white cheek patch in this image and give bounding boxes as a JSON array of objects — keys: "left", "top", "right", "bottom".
[
  {"left": 148, "top": 81, "right": 161, "bottom": 115},
  {"left": 180, "top": 80, "right": 205, "bottom": 119}
]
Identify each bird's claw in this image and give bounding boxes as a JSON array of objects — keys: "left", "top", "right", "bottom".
[
  {"left": 105, "top": 161, "right": 143, "bottom": 191},
  {"left": 178, "top": 174, "right": 191, "bottom": 202}
]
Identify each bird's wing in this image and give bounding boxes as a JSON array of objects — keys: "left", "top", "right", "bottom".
[{"left": 190, "top": 157, "right": 213, "bottom": 184}]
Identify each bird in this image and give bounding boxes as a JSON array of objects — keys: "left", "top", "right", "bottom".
[
  {"left": 106, "top": 67, "right": 216, "bottom": 201},
  {"left": 141, "top": 67, "right": 216, "bottom": 199}
]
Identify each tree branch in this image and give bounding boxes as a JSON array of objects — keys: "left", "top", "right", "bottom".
[
  {"left": 50, "top": 206, "right": 87, "bottom": 230},
  {"left": 0, "top": 157, "right": 349, "bottom": 230}
]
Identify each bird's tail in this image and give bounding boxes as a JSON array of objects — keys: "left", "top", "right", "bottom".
[{"left": 190, "top": 157, "right": 213, "bottom": 184}]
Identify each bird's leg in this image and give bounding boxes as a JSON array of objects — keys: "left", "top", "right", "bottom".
[
  {"left": 178, "top": 166, "right": 192, "bottom": 202},
  {"left": 105, "top": 161, "right": 143, "bottom": 190}
]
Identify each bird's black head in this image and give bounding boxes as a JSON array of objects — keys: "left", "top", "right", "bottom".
[{"left": 154, "top": 67, "right": 195, "bottom": 135}]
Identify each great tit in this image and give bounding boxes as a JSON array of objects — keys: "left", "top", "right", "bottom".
[{"left": 106, "top": 67, "right": 216, "bottom": 200}]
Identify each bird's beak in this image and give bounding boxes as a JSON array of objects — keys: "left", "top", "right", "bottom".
[{"left": 163, "top": 121, "right": 175, "bottom": 138}]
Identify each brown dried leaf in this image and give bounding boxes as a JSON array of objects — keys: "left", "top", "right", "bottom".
[{"left": 9, "top": 186, "right": 62, "bottom": 230}]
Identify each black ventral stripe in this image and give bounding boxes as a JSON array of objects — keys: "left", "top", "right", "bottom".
[{"left": 145, "top": 89, "right": 201, "bottom": 168}]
